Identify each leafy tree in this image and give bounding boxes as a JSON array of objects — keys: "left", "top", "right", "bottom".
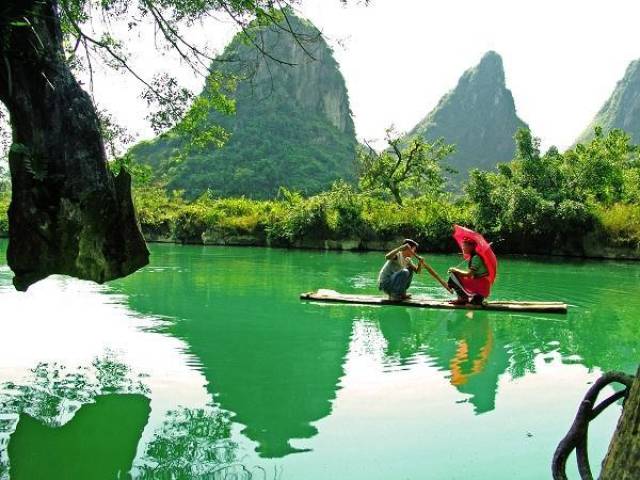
[
  {"left": 358, "top": 128, "right": 455, "bottom": 206},
  {"left": 465, "top": 127, "right": 640, "bottom": 252},
  {"left": 564, "top": 127, "right": 635, "bottom": 204}
]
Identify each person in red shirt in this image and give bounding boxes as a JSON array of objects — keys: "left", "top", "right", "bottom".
[{"left": 447, "top": 237, "right": 491, "bottom": 305}]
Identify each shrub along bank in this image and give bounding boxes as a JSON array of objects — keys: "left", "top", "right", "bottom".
[
  {"left": 1, "top": 128, "right": 639, "bottom": 259},
  {"left": 1, "top": 182, "right": 638, "bottom": 258},
  {"left": 130, "top": 182, "right": 640, "bottom": 259},
  {"left": 132, "top": 183, "right": 472, "bottom": 252}
]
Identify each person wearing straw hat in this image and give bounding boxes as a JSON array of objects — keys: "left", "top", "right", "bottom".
[{"left": 377, "top": 239, "right": 426, "bottom": 301}]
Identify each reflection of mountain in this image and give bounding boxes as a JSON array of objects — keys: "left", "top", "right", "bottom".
[
  {"left": 8, "top": 394, "right": 150, "bottom": 480},
  {"left": 172, "top": 300, "right": 351, "bottom": 458},
  {"left": 115, "top": 247, "right": 352, "bottom": 458},
  {"left": 378, "top": 311, "right": 510, "bottom": 414},
  {"left": 111, "top": 245, "right": 640, "bottom": 456}
]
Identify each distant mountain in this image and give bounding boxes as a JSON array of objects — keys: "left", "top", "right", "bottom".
[
  {"left": 129, "top": 13, "right": 356, "bottom": 199},
  {"left": 407, "top": 51, "right": 528, "bottom": 182},
  {"left": 576, "top": 58, "right": 640, "bottom": 144}
]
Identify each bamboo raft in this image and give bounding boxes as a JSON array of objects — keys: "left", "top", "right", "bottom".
[{"left": 300, "top": 290, "right": 568, "bottom": 314}]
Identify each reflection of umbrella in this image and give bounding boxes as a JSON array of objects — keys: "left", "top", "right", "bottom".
[{"left": 453, "top": 225, "right": 497, "bottom": 284}]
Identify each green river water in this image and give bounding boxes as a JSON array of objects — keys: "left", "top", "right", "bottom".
[{"left": 0, "top": 240, "right": 638, "bottom": 479}]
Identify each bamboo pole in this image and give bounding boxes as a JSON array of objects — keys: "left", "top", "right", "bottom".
[{"left": 417, "top": 256, "right": 453, "bottom": 293}]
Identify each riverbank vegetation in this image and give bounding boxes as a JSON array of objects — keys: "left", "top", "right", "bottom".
[
  {"left": 0, "top": 189, "right": 8, "bottom": 236},
  {"left": 466, "top": 127, "right": 640, "bottom": 255},
  {"left": 132, "top": 181, "right": 470, "bottom": 250},
  {"left": 1, "top": 128, "right": 639, "bottom": 257}
]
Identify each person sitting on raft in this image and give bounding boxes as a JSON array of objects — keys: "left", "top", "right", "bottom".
[
  {"left": 447, "top": 237, "right": 490, "bottom": 306},
  {"left": 378, "top": 239, "right": 425, "bottom": 301}
]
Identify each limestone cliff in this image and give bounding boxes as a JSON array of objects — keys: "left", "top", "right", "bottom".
[
  {"left": 407, "top": 51, "right": 528, "bottom": 183},
  {"left": 577, "top": 58, "right": 640, "bottom": 144},
  {"left": 131, "top": 13, "right": 356, "bottom": 199}
]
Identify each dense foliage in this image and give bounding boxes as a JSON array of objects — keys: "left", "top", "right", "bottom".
[
  {"left": 2, "top": 128, "right": 638, "bottom": 256},
  {"left": 129, "top": 14, "right": 357, "bottom": 199},
  {"left": 466, "top": 127, "right": 640, "bottom": 253},
  {"left": 131, "top": 182, "right": 469, "bottom": 250},
  {"left": 128, "top": 127, "right": 640, "bottom": 255}
]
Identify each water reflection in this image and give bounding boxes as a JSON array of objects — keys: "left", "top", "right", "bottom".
[
  {"left": 0, "top": 354, "right": 149, "bottom": 478},
  {"left": 374, "top": 302, "right": 637, "bottom": 418},
  {"left": 9, "top": 394, "right": 150, "bottom": 480},
  {"left": 109, "top": 245, "right": 640, "bottom": 462},
  {"left": 0, "top": 255, "right": 220, "bottom": 479},
  {"left": 444, "top": 317, "right": 511, "bottom": 414},
  {"left": 0, "top": 355, "right": 148, "bottom": 426},
  {"left": 0, "top": 357, "right": 269, "bottom": 479},
  {"left": 0, "top": 241, "right": 637, "bottom": 479},
  {"left": 374, "top": 308, "right": 508, "bottom": 413},
  {"left": 135, "top": 405, "right": 269, "bottom": 479},
  {"left": 115, "top": 247, "right": 354, "bottom": 458}
]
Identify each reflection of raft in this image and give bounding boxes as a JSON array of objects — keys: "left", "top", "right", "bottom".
[{"left": 300, "top": 290, "right": 568, "bottom": 314}]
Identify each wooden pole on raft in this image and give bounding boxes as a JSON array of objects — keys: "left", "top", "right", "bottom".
[{"left": 416, "top": 256, "right": 453, "bottom": 293}]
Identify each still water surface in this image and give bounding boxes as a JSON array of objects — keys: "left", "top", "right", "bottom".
[{"left": 0, "top": 241, "right": 638, "bottom": 479}]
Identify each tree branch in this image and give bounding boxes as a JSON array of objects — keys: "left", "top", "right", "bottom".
[
  {"left": 59, "top": 1, "right": 175, "bottom": 108},
  {"left": 275, "top": 1, "right": 318, "bottom": 60},
  {"left": 552, "top": 371, "right": 634, "bottom": 480},
  {"left": 389, "top": 139, "right": 403, "bottom": 177},
  {"left": 363, "top": 139, "right": 377, "bottom": 158},
  {"left": 143, "top": 1, "right": 211, "bottom": 78},
  {"left": 219, "top": 3, "right": 297, "bottom": 67},
  {"left": 400, "top": 140, "right": 421, "bottom": 180}
]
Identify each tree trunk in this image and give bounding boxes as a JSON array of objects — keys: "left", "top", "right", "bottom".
[
  {"left": 599, "top": 366, "right": 640, "bottom": 479},
  {"left": 0, "top": 0, "right": 148, "bottom": 290},
  {"left": 390, "top": 185, "right": 403, "bottom": 206}
]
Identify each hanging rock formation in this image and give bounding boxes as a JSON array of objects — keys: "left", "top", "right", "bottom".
[{"left": 0, "top": 0, "right": 149, "bottom": 291}]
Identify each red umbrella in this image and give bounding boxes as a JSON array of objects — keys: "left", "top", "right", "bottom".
[{"left": 452, "top": 225, "right": 497, "bottom": 284}]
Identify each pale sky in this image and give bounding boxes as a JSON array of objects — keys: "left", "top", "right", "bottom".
[{"left": 4, "top": 0, "right": 640, "bottom": 156}]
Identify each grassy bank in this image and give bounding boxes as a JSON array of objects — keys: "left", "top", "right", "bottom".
[
  {"left": 131, "top": 184, "right": 640, "bottom": 259},
  {"left": 0, "top": 184, "right": 638, "bottom": 258},
  {"left": 0, "top": 184, "right": 640, "bottom": 259},
  {"left": 1, "top": 129, "right": 639, "bottom": 259},
  {"left": 133, "top": 184, "right": 470, "bottom": 251},
  {"left": 128, "top": 127, "right": 640, "bottom": 258}
]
